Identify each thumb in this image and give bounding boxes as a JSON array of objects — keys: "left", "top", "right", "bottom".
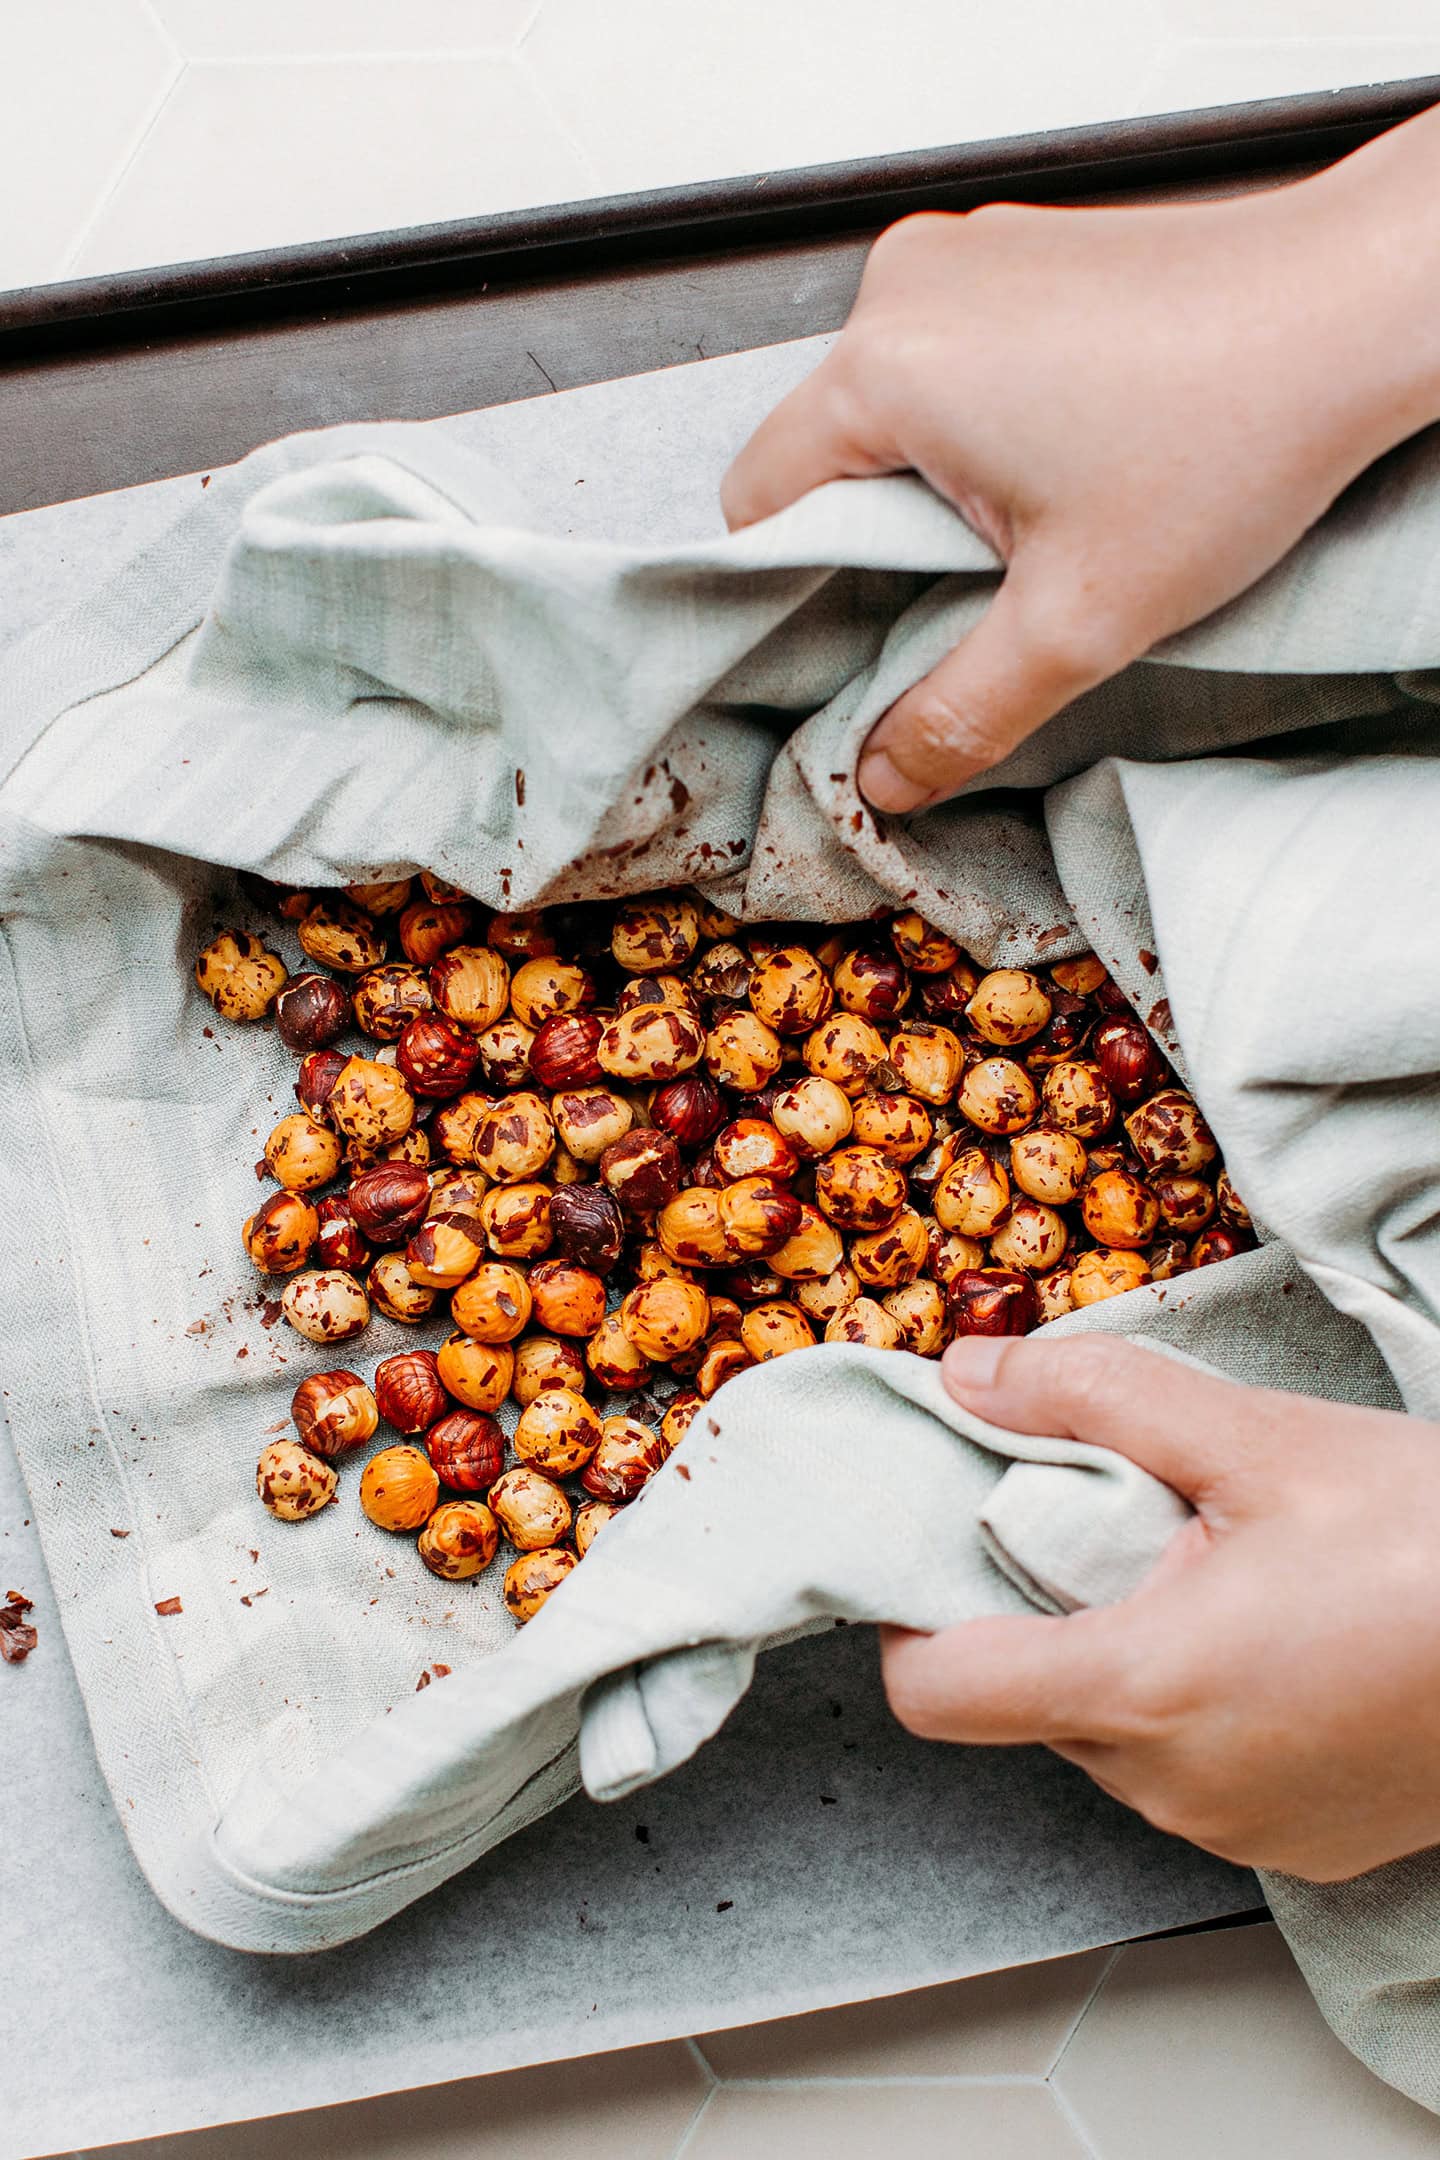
[
  {"left": 857, "top": 554, "right": 1133, "bottom": 813},
  {"left": 880, "top": 1606, "right": 1149, "bottom": 1746}
]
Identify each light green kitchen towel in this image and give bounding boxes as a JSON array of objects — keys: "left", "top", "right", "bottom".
[{"left": 1, "top": 414, "right": 1437, "bottom": 2105}]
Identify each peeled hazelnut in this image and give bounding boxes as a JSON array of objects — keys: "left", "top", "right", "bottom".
[
  {"left": 503, "top": 1546, "right": 577, "bottom": 1622},
  {"left": 1040, "top": 1061, "right": 1115, "bottom": 1140},
  {"left": 451, "top": 1260, "right": 533, "bottom": 1343},
  {"left": 360, "top": 1444, "right": 440, "bottom": 1532},
  {"left": 352, "top": 963, "right": 432, "bottom": 1042},
  {"left": 349, "top": 1161, "right": 431, "bottom": 1244},
  {"left": 617, "top": 973, "right": 699, "bottom": 1016},
  {"left": 418, "top": 1500, "right": 500, "bottom": 1580},
  {"left": 1051, "top": 955, "right": 1109, "bottom": 995},
  {"left": 428, "top": 1166, "right": 488, "bottom": 1216},
  {"left": 552, "top": 1145, "right": 588, "bottom": 1186},
  {"left": 405, "top": 1210, "right": 487, "bottom": 1289},
  {"left": 472, "top": 1091, "right": 557, "bottom": 1183},
  {"left": 948, "top": 1268, "right": 1038, "bottom": 1337},
  {"left": 427, "top": 1093, "right": 493, "bottom": 1165},
  {"left": 374, "top": 1349, "right": 447, "bottom": 1433},
  {"left": 958, "top": 1056, "right": 1039, "bottom": 1135},
  {"left": 581, "top": 1414, "right": 667, "bottom": 1500},
  {"left": 1010, "top": 1128, "right": 1088, "bottom": 1206},
  {"left": 530, "top": 1011, "right": 604, "bottom": 1090},
  {"left": 636, "top": 1240, "right": 699, "bottom": 1285},
  {"left": 243, "top": 1191, "right": 319, "bottom": 1275},
  {"left": 290, "top": 1369, "right": 378, "bottom": 1457},
  {"left": 328, "top": 1057, "right": 416, "bottom": 1150},
  {"left": 574, "top": 1500, "right": 624, "bottom": 1557},
  {"left": 824, "top": 1297, "right": 903, "bottom": 1349},
  {"left": 918, "top": 961, "right": 983, "bottom": 1020},
  {"left": 612, "top": 894, "right": 700, "bottom": 974},
  {"left": 888, "top": 1024, "right": 964, "bottom": 1107},
  {"left": 298, "top": 899, "right": 386, "bottom": 975},
  {"left": 436, "top": 1330, "right": 514, "bottom": 1412},
  {"left": 488, "top": 909, "right": 556, "bottom": 958},
  {"left": 771, "top": 1075, "right": 853, "bottom": 1158},
  {"left": 740, "top": 1299, "right": 815, "bottom": 1360},
  {"left": 849, "top": 1207, "right": 929, "bottom": 1288},
  {"left": 748, "top": 946, "right": 836, "bottom": 1036},
  {"left": 478, "top": 1181, "right": 553, "bottom": 1259},
  {"left": 718, "top": 1174, "right": 804, "bottom": 1257},
  {"left": 276, "top": 972, "right": 351, "bottom": 1053},
  {"left": 1215, "top": 1170, "right": 1252, "bottom": 1232},
  {"left": 890, "top": 912, "right": 960, "bottom": 974},
  {"left": 717, "top": 1262, "right": 785, "bottom": 1306},
  {"left": 425, "top": 1408, "right": 505, "bottom": 1490},
  {"left": 368, "top": 1252, "right": 437, "bottom": 1322},
  {"left": 345, "top": 877, "right": 413, "bottom": 915},
  {"left": 662, "top": 1391, "right": 704, "bottom": 1452},
  {"left": 509, "top": 958, "right": 594, "bottom": 1032},
  {"left": 515, "top": 1387, "right": 603, "bottom": 1476},
  {"left": 1191, "top": 1225, "right": 1253, "bottom": 1268},
  {"left": 1024, "top": 988, "right": 1096, "bottom": 1069},
  {"left": 527, "top": 1258, "right": 608, "bottom": 1337},
  {"left": 883, "top": 1278, "right": 948, "bottom": 1355},
  {"left": 768, "top": 1202, "right": 844, "bottom": 1282},
  {"left": 1070, "top": 1248, "right": 1151, "bottom": 1305},
  {"left": 513, "top": 1333, "right": 588, "bottom": 1405},
  {"left": 1147, "top": 1235, "right": 1191, "bottom": 1282},
  {"left": 1035, "top": 1268, "right": 1076, "bottom": 1323},
  {"left": 796, "top": 1261, "right": 861, "bottom": 1325},
  {"left": 602, "top": 1129, "right": 682, "bottom": 1216},
  {"left": 696, "top": 1337, "right": 756, "bottom": 1395},
  {"left": 264, "top": 1112, "right": 342, "bottom": 1193},
  {"left": 850, "top": 1092, "right": 933, "bottom": 1164},
  {"left": 347, "top": 1123, "right": 431, "bottom": 1172},
  {"left": 1150, "top": 1174, "right": 1216, "bottom": 1235},
  {"left": 398, "top": 900, "right": 474, "bottom": 967},
  {"left": 476, "top": 1018, "right": 537, "bottom": 1090},
  {"left": 1080, "top": 1167, "right": 1161, "bottom": 1253},
  {"left": 989, "top": 1200, "right": 1068, "bottom": 1274},
  {"left": 429, "top": 945, "right": 510, "bottom": 1033},
  {"left": 966, "top": 969, "right": 1053, "bottom": 1047},
  {"left": 815, "top": 1146, "right": 908, "bottom": 1232},
  {"left": 548, "top": 1185, "right": 624, "bottom": 1275},
  {"left": 712, "top": 1118, "right": 798, "bottom": 1183},
  {"left": 704, "top": 1009, "right": 784, "bottom": 1094},
  {"left": 803, "top": 1013, "right": 888, "bottom": 1098},
  {"left": 314, "top": 1194, "right": 369, "bottom": 1272},
  {"left": 491, "top": 1468, "right": 573, "bottom": 1553},
  {"left": 552, "top": 1085, "right": 635, "bottom": 1163},
  {"left": 417, "top": 873, "right": 466, "bottom": 905},
  {"left": 1125, "top": 1089, "right": 1218, "bottom": 1176},
  {"left": 649, "top": 1071, "right": 725, "bottom": 1148},
  {"left": 833, "top": 945, "right": 910, "bottom": 1023},
  {"left": 196, "top": 930, "right": 288, "bottom": 1021},
  {"left": 257, "top": 1438, "right": 337, "bottom": 1521},
  {"left": 690, "top": 941, "right": 754, "bottom": 1004},
  {"left": 925, "top": 1223, "right": 987, "bottom": 1286},
  {"left": 658, "top": 1187, "right": 733, "bottom": 1267},
  {"left": 281, "top": 1269, "right": 370, "bottom": 1343},
  {"left": 601, "top": 1004, "right": 707, "bottom": 1084},
  {"left": 621, "top": 1278, "right": 711, "bottom": 1360},
  {"left": 585, "top": 1310, "right": 654, "bottom": 1391},
  {"left": 296, "top": 1048, "right": 348, "bottom": 1124}
]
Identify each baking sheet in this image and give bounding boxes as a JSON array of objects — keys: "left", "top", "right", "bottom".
[{"left": 0, "top": 337, "right": 1257, "bottom": 2158}]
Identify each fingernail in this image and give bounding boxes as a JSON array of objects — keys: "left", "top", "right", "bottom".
[
  {"left": 857, "top": 747, "right": 929, "bottom": 815},
  {"left": 942, "top": 1338, "right": 1007, "bottom": 1390}
]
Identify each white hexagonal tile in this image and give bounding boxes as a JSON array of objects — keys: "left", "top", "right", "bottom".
[
  {"left": 148, "top": 0, "right": 535, "bottom": 61},
  {"left": 1162, "top": 0, "right": 1440, "bottom": 34},
  {"left": 683, "top": 2082, "right": 1089, "bottom": 2160},
  {"left": 1139, "top": 37, "right": 1440, "bottom": 117},
  {"left": 0, "top": 0, "right": 178, "bottom": 291}
]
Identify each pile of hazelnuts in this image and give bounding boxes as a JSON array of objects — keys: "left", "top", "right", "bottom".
[{"left": 199, "top": 877, "right": 1253, "bottom": 1623}]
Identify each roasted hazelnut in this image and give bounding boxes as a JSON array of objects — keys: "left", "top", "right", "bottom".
[
  {"left": 890, "top": 912, "right": 960, "bottom": 974},
  {"left": 436, "top": 1330, "right": 514, "bottom": 1412},
  {"left": 658, "top": 1187, "right": 733, "bottom": 1267},
  {"left": 552, "top": 1084, "right": 635, "bottom": 1163},
  {"left": 548, "top": 1184, "right": 625, "bottom": 1274},
  {"left": 586, "top": 1310, "right": 655, "bottom": 1391},
  {"left": 735, "top": 1299, "right": 812, "bottom": 1361},
  {"left": 1040, "top": 1061, "right": 1115, "bottom": 1139},
  {"left": 405, "top": 1210, "right": 487, "bottom": 1290},
  {"left": 621, "top": 1278, "right": 711, "bottom": 1360},
  {"left": 1051, "top": 955, "right": 1109, "bottom": 996},
  {"left": 581, "top": 1415, "right": 667, "bottom": 1500},
  {"left": 196, "top": 929, "right": 288, "bottom": 1020},
  {"left": 770, "top": 1075, "right": 853, "bottom": 1158},
  {"left": 1215, "top": 1170, "right": 1252, "bottom": 1232},
  {"left": 298, "top": 898, "right": 386, "bottom": 974},
  {"left": 360, "top": 1444, "right": 440, "bottom": 1532},
  {"left": 503, "top": 1546, "right": 578, "bottom": 1622},
  {"left": 612, "top": 894, "right": 700, "bottom": 975},
  {"left": 256, "top": 1438, "right": 337, "bottom": 1521},
  {"left": 281, "top": 1268, "right": 370, "bottom": 1343},
  {"left": 948, "top": 1268, "right": 1038, "bottom": 1337},
  {"left": 552, "top": 1145, "right": 588, "bottom": 1186},
  {"left": 709, "top": 1118, "right": 795, "bottom": 1183},
  {"left": 491, "top": 1468, "right": 573, "bottom": 1553},
  {"left": 488, "top": 909, "right": 556, "bottom": 958},
  {"left": 478, "top": 1181, "right": 553, "bottom": 1259},
  {"left": 1092, "top": 1017, "right": 1167, "bottom": 1103},
  {"left": 509, "top": 958, "right": 595, "bottom": 1032},
  {"left": 349, "top": 963, "right": 429, "bottom": 1043},
  {"left": 850, "top": 1092, "right": 933, "bottom": 1164},
  {"left": 824, "top": 1297, "right": 903, "bottom": 1349},
  {"left": 832, "top": 945, "right": 910, "bottom": 1024},
  {"left": 450, "top": 1260, "right": 532, "bottom": 1343},
  {"left": 1191, "top": 1225, "right": 1253, "bottom": 1268},
  {"left": 748, "top": 946, "right": 836, "bottom": 1036},
  {"left": 295, "top": 1047, "right": 348, "bottom": 1124},
  {"left": 716, "top": 1262, "right": 786, "bottom": 1306},
  {"left": 989, "top": 1200, "right": 1068, "bottom": 1274},
  {"left": 718, "top": 1174, "right": 804, "bottom": 1257},
  {"left": 882, "top": 1278, "right": 948, "bottom": 1355},
  {"left": 1070, "top": 1248, "right": 1151, "bottom": 1305},
  {"left": 958, "top": 1056, "right": 1039, "bottom": 1134},
  {"left": 768, "top": 1202, "right": 845, "bottom": 1282},
  {"left": 601, "top": 1129, "right": 682, "bottom": 1217},
  {"left": 423, "top": 944, "right": 508, "bottom": 1035},
  {"left": 1150, "top": 1174, "right": 1216, "bottom": 1235},
  {"left": 347, "top": 1122, "right": 431, "bottom": 1173},
  {"left": 472, "top": 1091, "right": 556, "bottom": 1183},
  {"left": 328, "top": 1056, "right": 416, "bottom": 1150},
  {"left": 243, "top": 1191, "right": 319, "bottom": 1275},
  {"left": 395, "top": 1013, "right": 482, "bottom": 1100},
  {"left": 597, "top": 1004, "right": 706, "bottom": 1085},
  {"left": 689, "top": 1144, "right": 724, "bottom": 1189},
  {"left": 1079, "top": 1167, "right": 1160, "bottom": 1252},
  {"left": 636, "top": 1240, "right": 700, "bottom": 1285},
  {"left": 662, "top": 1390, "right": 704, "bottom": 1451},
  {"left": 1125, "top": 1089, "right": 1218, "bottom": 1176},
  {"left": 1023, "top": 988, "right": 1095, "bottom": 1069},
  {"left": 1146, "top": 1235, "right": 1191, "bottom": 1282},
  {"left": 512, "top": 1333, "right": 588, "bottom": 1405},
  {"left": 888, "top": 1024, "right": 964, "bottom": 1107},
  {"left": 475, "top": 1017, "right": 537, "bottom": 1090},
  {"left": 814, "top": 1146, "right": 908, "bottom": 1232},
  {"left": 1035, "top": 1268, "right": 1076, "bottom": 1323},
  {"left": 925, "top": 1223, "right": 987, "bottom": 1287},
  {"left": 529, "top": 1011, "right": 604, "bottom": 1090},
  {"left": 649, "top": 1071, "right": 725, "bottom": 1148},
  {"left": 374, "top": 1349, "right": 447, "bottom": 1433},
  {"left": 290, "top": 1369, "right": 378, "bottom": 1457},
  {"left": 690, "top": 941, "right": 754, "bottom": 1005},
  {"left": 1094, "top": 978, "right": 1135, "bottom": 1015},
  {"left": 418, "top": 1500, "right": 500, "bottom": 1580},
  {"left": 425, "top": 1408, "right": 505, "bottom": 1491},
  {"left": 428, "top": 1166, "right": 489, "bottom": 1216},
  {"left": 415, "top": 873, "right": 465, "bottom": 906},
  {"left": 367, "top": 1252, "right": 437, "bottom": 1322},
  {"left": 617, "top": 973, "right": 699, "bottom": 1016},
  {"left": 314, "top": 1194, "right": 370, "bottom": 1272},
  {"left": 263, "top": 1112, "right": 342, "bottom": 1193},
  {"left": 398, "top": 900, "right": 474, "bottom": 966},
  {"left": 345, "top": 877, "right": 413, "bottom": 915},
  {"left": 574, "top": 1500, "right": 624, "bottom": 1557},
  {"left": 704, "top": 1009, "right": 785, "bottom": 1094},
  {"left": 696, "top": 1337, "right": 757, "bottom": 1395},
  {"left": 795, "top": 1261, "right": 862, "bottom": 1325},
  {"left": 803, "top": 1013, "right": 888, "bottom": 1098},
  {"left": 1010, "top": 1128, "right": 1088, "bottom": 1206},
  {"left": 966, "top": 969, "right": 1052, "bottom": 1047},
  {"left": 849, "top": 1207, "right": 929, "bottom": 1288},
  {"left": 515, "top": 1387, "right": 603, "bottom": 1476},
  {"left": 275, "top": 972, "right": 351, "bottom": 1054},
  {"left": 526, "top": 1258, "right": 608, "bottom": 1337},
  {"left": 349, "top": 1161, "right": 431, "bottom": 1244}
]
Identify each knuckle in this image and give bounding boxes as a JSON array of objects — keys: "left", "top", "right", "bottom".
[
  {"left": 867, "top": 210, "right": 954, "bottom": 273},
  {"left": 1014, "top": 593, "right": 1135, "bottom": 691}
]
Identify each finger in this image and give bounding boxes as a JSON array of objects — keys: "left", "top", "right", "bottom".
[
  {"left": 720, "top": 358, "right": 899, "bottom": 531},
  {"left": 939, "top": 1334, "right": 1258, "bottom": 1506},
  {"left": 857, "top": 559, "right": 1132, "bottom": 812},
  {"left": 880, "top": 1609, "right": 1152, "bottom": 1747}
]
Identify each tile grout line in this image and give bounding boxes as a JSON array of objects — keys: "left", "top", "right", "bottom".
[
  {"left": 1048, "top": 2077, "right": 1106, "bottom": 2160},
  {"left": 696, "top": 2072, "right": 1050, "bottom": 2090},
  {"left": 1044, "top": 1943, "right": 1125, "bottom": 2080},
  {"left": 133, "top": 0, "right": 185, "bottom": 68},
  {"left": 667, "top": 2082, "right": 721, "bottom": 2159},
  {"left": 513, "top": 0, "right": 549, "bottom": 52},
  {"left": 512, "top": 44, "right": 604, "bottom": 194},
  {"left": 169, "top": 46, "right": 538, "bottom": 66},
  {"left": 53, "top": 56, "right": 188, "bottom": 280},
  {"left": 682, "top": 2036, "right": 719, "bottom": 2087}
]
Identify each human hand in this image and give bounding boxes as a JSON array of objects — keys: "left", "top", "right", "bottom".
[
  {"left": 880, "top": 1335, "right": 1440, "bottom": 1882},
  {"left": 722, "top": 109, "right": 1440, "bottom": 812}
]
